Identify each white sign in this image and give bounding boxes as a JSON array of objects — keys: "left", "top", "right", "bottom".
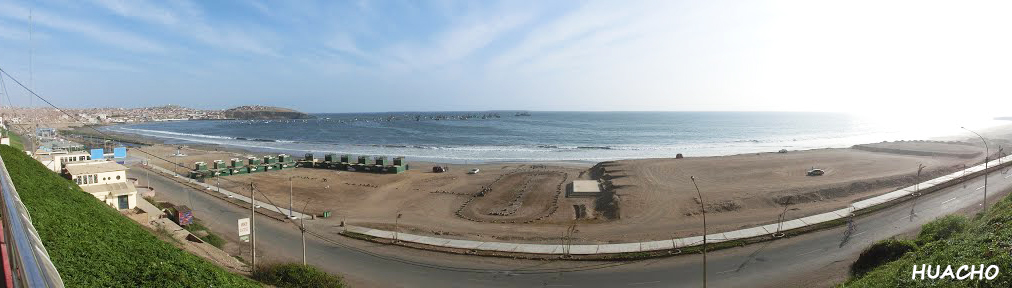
[{"left": 238, "top": 218, "right": 251, "bottom": 237}]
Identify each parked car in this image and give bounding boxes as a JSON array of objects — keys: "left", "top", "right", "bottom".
[
  {"left": 468, "top": 168, "right": 480, "bottom": 174},
  {"left": 807, "top": 168, "right": 825, "bottom": 176}
]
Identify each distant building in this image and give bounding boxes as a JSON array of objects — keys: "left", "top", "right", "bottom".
[{"left": 64, "top": 160, "right": 137, "bottom": 210}]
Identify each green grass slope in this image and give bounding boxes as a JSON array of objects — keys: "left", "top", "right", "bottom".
[
  {"left": 845, "top": 188, "right": 1012, "bottom": 287},
  {"left": 0, "top": 128, "right": 23, "bottom": 151},
  {"left": 0, "top": 145, "right": 260, "bottom": 287}
]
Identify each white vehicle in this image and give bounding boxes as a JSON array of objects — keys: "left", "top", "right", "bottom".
[{"left": 468, "top": 168, "right": 480, "bottom": 174}]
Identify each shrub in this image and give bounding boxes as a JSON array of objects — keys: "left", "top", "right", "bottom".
[
  {"left": 252, "top": 263, "right": 344, "bottom": 288},
  {"left": 850, "top": 239, "right": 917, "bottom": 277},
  {"left": 916, "top": 215, "right": 968, "bottom": 245}
]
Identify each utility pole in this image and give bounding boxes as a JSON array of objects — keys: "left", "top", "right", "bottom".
[
  {"left": 690, "top": 176, "right": 707, "bottom": 288},
  {"left": 250, "top": 182, "right": 257, "bottom": 269},
  {"left": 962, "top": 127, "right": 989, "bottom": 213}
]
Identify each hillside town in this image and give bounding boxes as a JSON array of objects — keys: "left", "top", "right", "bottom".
[{"left": 2, "top": 105, "right": 230, "bottom": 125}]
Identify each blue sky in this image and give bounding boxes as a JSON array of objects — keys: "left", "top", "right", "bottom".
[{"left": 0, "top": 0, "right": 1010, "bottom": 115}]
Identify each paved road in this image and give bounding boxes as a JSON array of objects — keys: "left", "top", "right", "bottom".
[{"left": 129, "top": 167, "right": 1012, "bottom": 287}]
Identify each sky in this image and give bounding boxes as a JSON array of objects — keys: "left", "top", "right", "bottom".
[{"left": 0, "top": 0, "right": 1010, "bottom": 115}]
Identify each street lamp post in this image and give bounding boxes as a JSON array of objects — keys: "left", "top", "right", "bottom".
[
  {"left": 300, "top": 198, "right": 312, "bottom": 265},
  {"left": 690, "top": 176, "right": 707, "bottom": 288},
  {"left": 962, "top": 127, "right": 989, "bottom": 213},
  {"left": 910, "top": 164, "right": 925, "bottom": 219},
  {"left": 289, "top": 176, "right": 294, "bottom": 219},
  {"left": 250, "top": 182, "right": 257, "bottom": 270},
  {"left": 394, "top": 213, "right": 403, "bottom": 242}
]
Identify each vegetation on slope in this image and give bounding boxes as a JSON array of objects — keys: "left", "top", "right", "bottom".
[
  {"left": 0, "top": 145, "right": 260, "bottom": 287},
  {"left": 184, "top": 220, "right": 226, "bottom": 249},
  {"left": 845, "top": 190, "right": 1012, "bottom": 287},
  {"left": 1, "top": 128, "right": 24, "bottom": 151},
  {"left": 252, "top": 263, "right": 345, "bottom": 288}
]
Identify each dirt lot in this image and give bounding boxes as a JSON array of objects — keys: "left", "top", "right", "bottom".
[
  {"left": 129, "top": 139, "right": 991, "bottom": 244},
  {"left": 457, "top": 170, "right": 568, "bottom": 223}
]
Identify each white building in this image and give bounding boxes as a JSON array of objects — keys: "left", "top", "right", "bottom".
[
  {"left": 36, "top": 151, "right": 91, "bottom": 172},
  {"left": 64, "top": 160, "right": 137, "bottom": 210}
]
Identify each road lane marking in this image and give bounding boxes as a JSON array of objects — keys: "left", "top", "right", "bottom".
[
  {"left": 797, "top": 248, "right": 822, "bottom": 257},
  {"left": 976, "top": 186, "right": 986, "bottom": 191},
  {"left": 545, "top": 285, "right": 572, "bottom": 287},
  {"left": 853, "top": 231, "right": 867, "bottom": 237},
  {"left": 716, "top": 269, "right": 737, "bottom": 275},
  {"left": 627, "top": 280, "right": 661, "bottom": 285}
]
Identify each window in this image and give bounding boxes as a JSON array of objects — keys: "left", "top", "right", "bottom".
[
  {"left": 116, "top": 175, "right": 121, "bottom": 180},
  {"left": 75, "top": 177, "right": 81, "bottom": 185}
]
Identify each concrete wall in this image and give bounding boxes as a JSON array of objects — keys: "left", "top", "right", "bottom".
[
  {"left": 76, "top": 171, "right": 127, "bottom": 186},
  {"left": 95, "top": 192, "right": 137, "bottom": 210}
]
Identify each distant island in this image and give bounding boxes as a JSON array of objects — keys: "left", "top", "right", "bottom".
[
  {"left": 223, "top": 105, "right": 314, "bottom": 120},
  {"left": 997, "top": 117, "right": 1012, "bottom": 121}
]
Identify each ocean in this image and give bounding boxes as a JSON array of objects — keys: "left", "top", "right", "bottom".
[{"left": 102, "top": 111, "right": 1008, "bottom": 163}]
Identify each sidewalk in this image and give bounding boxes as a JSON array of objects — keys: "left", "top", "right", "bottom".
[{"left": 344, "top": 153, "right": 1012, "bottom": 256}]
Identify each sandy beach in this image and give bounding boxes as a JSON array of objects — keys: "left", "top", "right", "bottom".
[{"left": 89, "top": 122, "right": 1012, "bottom": 244}]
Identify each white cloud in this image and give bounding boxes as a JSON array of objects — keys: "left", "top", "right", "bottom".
[
  {"left": 250, "top": 1, "right": 270, "bottom": 16},
  {"left": 0, "top": 21, "right": 31, "bottom": 41},
  {"left": 90, "top": 0, "right": 179, "bottom": 26},
  {"left": 88, "top": 0, "right": 280, "bottom": 56},
  {"left": 53, "top": 56, "right": 140, "bottom": 73},
  {"left": 324, "top": 4, "right": 532, "bottom": 74},
  {"left": 487, "top": 1, "right": 641, "bottom": 70},
  {"left": 0, "top": 1, "right": 167, "bottom": 53}
]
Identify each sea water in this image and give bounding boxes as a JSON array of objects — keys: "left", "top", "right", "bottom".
[{"left": 103, "top": 111, "right": 1007, "bottom": 163}]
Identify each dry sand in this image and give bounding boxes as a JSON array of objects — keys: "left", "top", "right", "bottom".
[{"left": 120, "top": 135, "right": 999, "bottom": 244}]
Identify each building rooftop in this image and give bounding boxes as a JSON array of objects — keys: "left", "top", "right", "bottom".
[
  {"left": 572, "top": 180, "right": 602, "bottom": 193},
  {"left": 80, "top": 182, "right": 137, "bottom": 196},
  {"left": 65, "top": 161, "right": 128, "bottom": 175}
]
